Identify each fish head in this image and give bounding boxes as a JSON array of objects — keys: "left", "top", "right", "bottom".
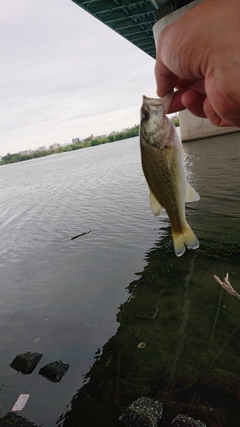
[{"left": 140, "top": 95, "right": 173, "bottom": 149}]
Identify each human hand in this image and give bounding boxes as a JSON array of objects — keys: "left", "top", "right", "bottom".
[{"left": 155, "top": 0, "right": 240, "bottom": 127}]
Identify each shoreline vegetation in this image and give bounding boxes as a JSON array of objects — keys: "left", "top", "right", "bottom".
[{"left": 0, "top": 118, "right": 179, "bottom": 166}]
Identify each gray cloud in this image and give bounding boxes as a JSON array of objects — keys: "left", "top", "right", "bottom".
[{"left": 0, "top": 0, "right": 156, "bottom": 155}]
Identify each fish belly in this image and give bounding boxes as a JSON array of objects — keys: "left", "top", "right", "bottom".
[
  {"left": 141, "top": 145, "right": 186, "bottom": 229},
  {"left": 141, "top": 144, "right": 199, "bottom": 256}
]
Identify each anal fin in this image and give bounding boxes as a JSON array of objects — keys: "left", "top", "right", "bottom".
[
  {"left": 149, "top": 189, "right": 163, "bottom": 216},
  {"left": 186, "top": 182, "right": 200, "bottom": 203}
]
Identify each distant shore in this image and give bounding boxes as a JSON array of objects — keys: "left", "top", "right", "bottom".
[{"left": 0, "top": 118, "right": 179, "bottom": 166}]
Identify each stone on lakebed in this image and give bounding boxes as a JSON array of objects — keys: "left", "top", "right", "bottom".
[
  {"left": 38, "top": 360, "right": 69, "bottom": 383},
  {"left": 10, "top": 351, "right": 43, "bottom": 374}
]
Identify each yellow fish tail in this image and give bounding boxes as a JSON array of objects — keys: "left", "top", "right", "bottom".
[{"left": 172, "top": 225, "right": 199, "bottom": 257}]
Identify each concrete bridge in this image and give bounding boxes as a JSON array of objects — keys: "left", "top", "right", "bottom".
[{"left": 72, "top": 0, "right": 239, "bottom": 140}]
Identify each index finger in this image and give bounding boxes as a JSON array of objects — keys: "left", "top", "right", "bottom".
[{"left": 154, "top": 58, "right": 178, "bottom": 97}]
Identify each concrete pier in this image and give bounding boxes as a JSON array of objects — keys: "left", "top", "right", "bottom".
[
  {"left": 179, "top": 110, "right": 239, "bottom": 142},
  {"left": 153, "top": 0, "right": 240, "bottom": 141}
]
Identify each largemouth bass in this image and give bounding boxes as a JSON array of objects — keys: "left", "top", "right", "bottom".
[{"left": 140, "top": 95, "right": 200, "bottom": 257}]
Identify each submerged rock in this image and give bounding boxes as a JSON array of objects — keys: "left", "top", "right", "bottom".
[
  {"left": 171, "top": 413, "right": 206, "bottom": 427},
  {"left": 10, "top": 351, "right": 43, "bottom": 374},
  {"left": 119, "top": 396, "right": 163, "bottom": 427},
  {"left": 38, "top": 360, "right": 69, "bottom": 383}
]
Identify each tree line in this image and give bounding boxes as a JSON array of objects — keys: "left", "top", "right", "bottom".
[
  {"left": 0, "top": 119, "right": 179, "bottom": 166},
  {"left": 0, "top": 125, "right": 139, "bottom": 165}
]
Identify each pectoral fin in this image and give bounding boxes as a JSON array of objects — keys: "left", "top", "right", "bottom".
[
  {"left": 149, "top": 190, "right": 163, "bottom": 216},
  {"left": 186, "top": 182, "right": 200, "bottom": 203},
  {"left": 165, "top": 148, "right": 173, "bottom": 170}
]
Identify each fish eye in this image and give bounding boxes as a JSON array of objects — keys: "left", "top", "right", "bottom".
[{"left": 141, "top": 110, "right": 150, "bottom": 121}]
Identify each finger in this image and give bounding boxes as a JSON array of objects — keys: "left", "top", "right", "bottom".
[
  {"left": 166, "top": 90, "right": 185, "bottom": 114},
  {"left": 203, "top": 97, "right": 233, "bottom": 127},
  {"left": 181, "top": 89, "right": 233, "bottom": 125},
  {"left": 175, "top": 78, "right": 200, "bottom": 91},
  {"left": 181, "top": 90, "right": 207, "bottom": 118},
  {"left": 155, "top": 8, "right": 205, "bottom": 98},
  {"left": 165, "top": 80, "right": 207, "bottom": 114},
  {"left": 155, "top": 23, "right": 182, "bottom": 97},
  {"left": 205, "top": 76, "right": 240, "bottom": 127},
  {"left": 155, "top": 59, "right": 178, "bottom": 98},
  {"left": 183, "top": 79, "right": 205, "bottom": 94}
]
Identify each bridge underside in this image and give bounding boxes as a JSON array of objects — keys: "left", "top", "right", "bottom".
[
  {"left": 72, "top": 1, "right": 240, "bottom": 140},
  {"left": 72, "top": 1, "right": 194, "bottom": 58}
]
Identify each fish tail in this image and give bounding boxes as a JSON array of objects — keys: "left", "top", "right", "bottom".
[{"left": 172, "top": 224, "right": 199, "bottom": 257}]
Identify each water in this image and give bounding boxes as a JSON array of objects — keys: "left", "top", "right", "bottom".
[{"left": 0, "top": 132, "right": 240, "bottom": 426}]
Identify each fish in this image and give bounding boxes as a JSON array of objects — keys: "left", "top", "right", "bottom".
[{"left": 140, "top": 95, "right": 200, "bottom": 257}]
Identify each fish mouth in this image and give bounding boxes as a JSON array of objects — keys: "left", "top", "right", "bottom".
[
  {"left": 142, "top": 94, "right": 173, "bottom": 114},
  {"left": 142, "top": 95, "right": 163, "bottom": 107}
]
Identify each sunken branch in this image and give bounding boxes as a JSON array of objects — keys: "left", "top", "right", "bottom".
[{"left": 214, "top": 273, "right": 240, "bottom": 301}]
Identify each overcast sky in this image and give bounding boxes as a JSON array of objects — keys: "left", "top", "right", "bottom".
[{"left": 0, "top": 0, "right": 157, "bottom": 155}]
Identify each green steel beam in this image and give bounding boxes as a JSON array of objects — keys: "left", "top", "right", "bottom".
[
  {"left": 104, "top": 14, "right": 155, "bottom": 28},
  {"left": 72, "top": 1, "right": 194, "bottom": 58},
  {"left": 103, "top": 12, "right": 154, "bottom": 23}
]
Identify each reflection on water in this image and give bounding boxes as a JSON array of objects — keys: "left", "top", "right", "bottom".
[
  {"left": 0, "top": 132, "right": 240, "bottom": 426},
  {"left": 61, "top": 234, "right": 240, "bottom": 426},
  {"left": 61, "top": 133, "right": 240, "bottom": 427}
]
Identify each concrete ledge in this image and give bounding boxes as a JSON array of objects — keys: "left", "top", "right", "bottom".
[{"left": 179, "top": 110, "right": 240, "bottom": 141}]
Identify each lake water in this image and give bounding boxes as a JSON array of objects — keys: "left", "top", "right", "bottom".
[{"left": 0, "top": 131, "right": 240, "bottom": 426}]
